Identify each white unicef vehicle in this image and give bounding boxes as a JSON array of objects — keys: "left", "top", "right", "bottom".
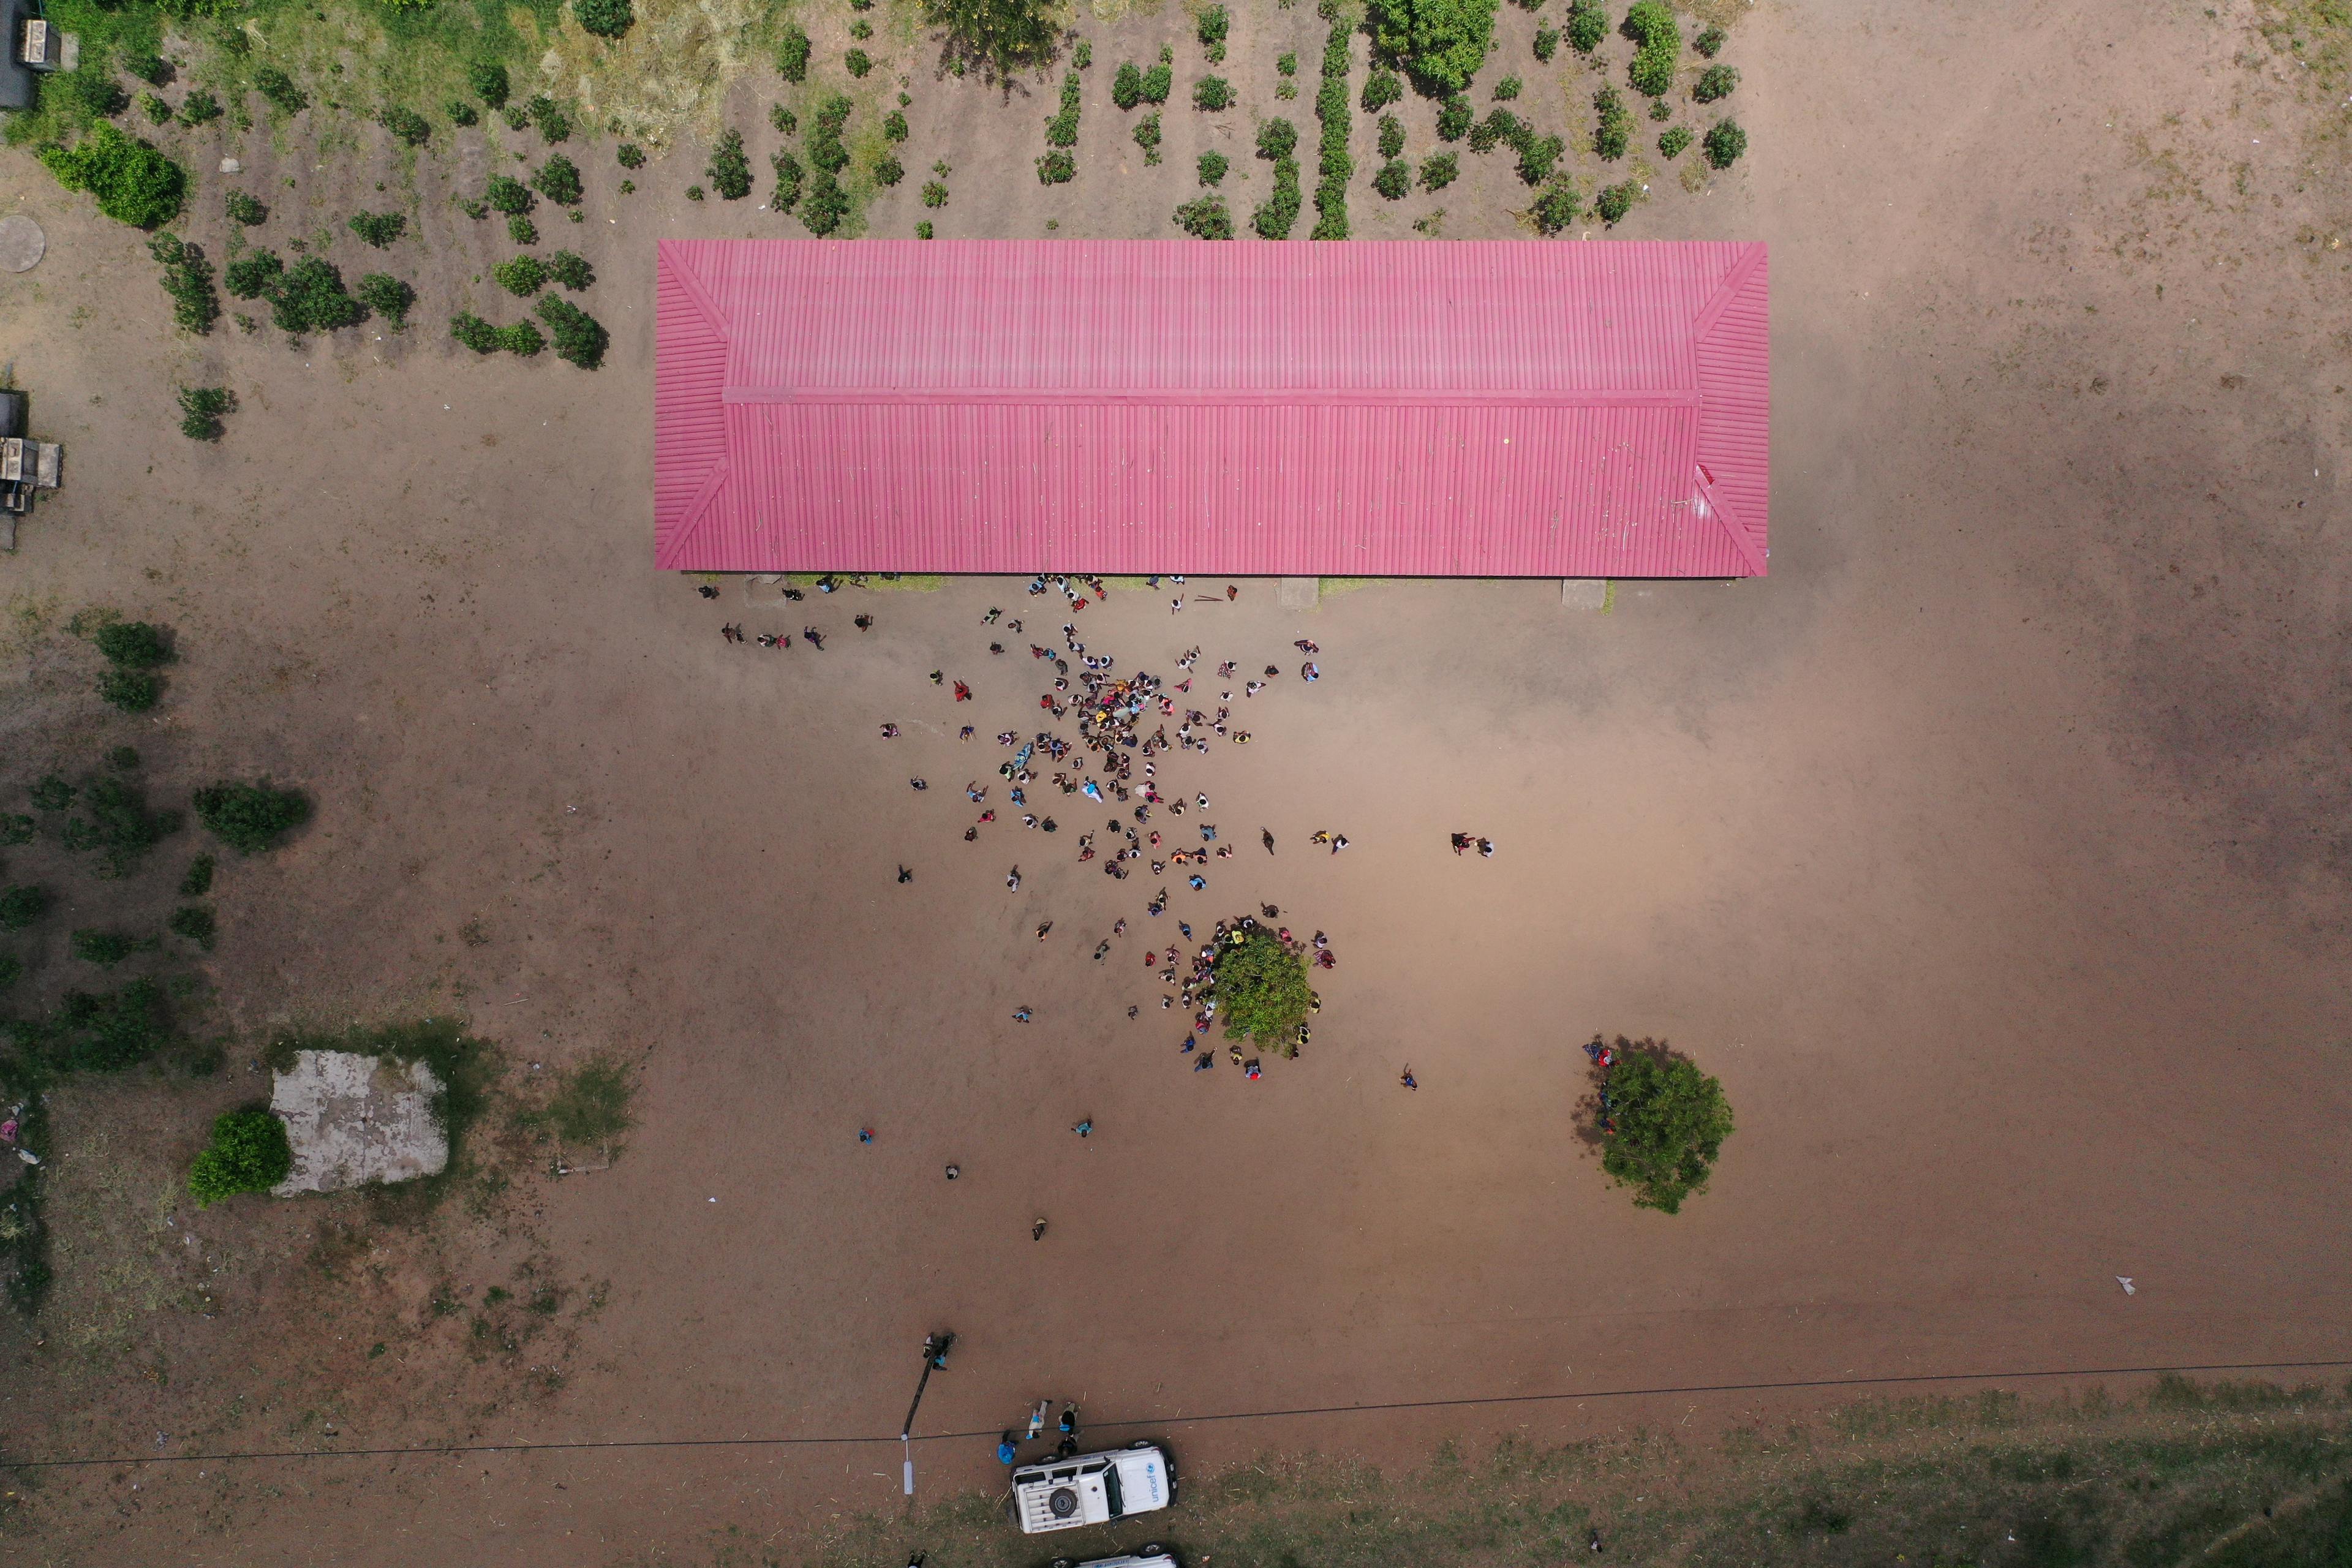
[
  {"left": 1047, "top": 1551, "right": 1177, "bottom": 1568},
  {"left": 1009, "top": 1440, "right": 1174, "bottom": 1535}
]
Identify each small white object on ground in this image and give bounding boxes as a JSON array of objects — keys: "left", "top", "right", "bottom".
[
  {"left": 2117, "top": 1276, "right": 2135, "bottom": 1295},
  {"left": 219, "top": 157, "right": 242, "bottom": 175}
]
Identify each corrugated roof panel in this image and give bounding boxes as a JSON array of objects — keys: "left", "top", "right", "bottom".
[{"left": 655, "top": 239, "right": 1768, "bottom": 576}]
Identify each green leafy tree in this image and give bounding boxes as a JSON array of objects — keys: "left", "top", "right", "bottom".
[
  {"left": 1140, "top": 58, "right": 1173, "bottom": 104},
  {"left": 533, "top": 154, "right": 584, "bottom": 206},
  {"left": 1253, "top": 157, "right": 1301, "bottom": 238},
  {"left": 1593, "top": 86, "right": 1631, "bottom": 159},
  {"left": 535, "top": 295, "right": 609, "bottom": 369},
  {"left": 1378, "top": 114, "right": 1405, "bottom": 158},
  {"left": 64, "top": 777, "right": 179, "bottom": 877},
  {"left": 1657, "top": 124, "right": 1692, "bottom": 159},
  {"left": 883, "top": 110, "right": 908, "bottom": 141},
  {"left": 0, "top": 815, "right": 32, "bottom": 846},
  {"left": 1193, "top": 76, "right": 1232, "bottom": 111},
  {"left": 50, "top": 978, "right": 173, "bottom": 1071},
  {"left": 1369, "top": 0, "right": 1499, "bottom": 94},
  {"left": 486, "top": 175, "right": 534, "bottom": 215},
  {"left": 1595, "top": 179, "right": 1635, "bottom": 224},
  {"left": 1693, "top": 64, "right": 1738, "bottom": 102},
  {"left": 1567, "top": 0, "right": 1608, "bottom": 52},
  {"left": 1436, "top": 94, "right": 1472, "bottom": 140},
  {"left": 1516, "top": 131, "right": 1564, "bottom": 184},
  {"left": 1036, "top": 150, "right": 1075, "bottom": 184},
  {"left": 494, "top": 255, "right": 548, "bottom": 296},
  {"left": 225, "top": 190, "right": 266, "bottom": 226},
  {"left": 1173, "top": 195, "right": 1232, "bottom": 239},
  {"left": 508, "top": 215, "right": 540, "bottom": 246},
  {"left": 546, "top": 251, "right": 594, "bottom": 291},
  {"left": 1420, "top": 150, "right": 1458, "bottom": 189},
  {"left": 771, "top": 148, "right": 804, "bottom": 211},
  {"left": 1372, "top": 159, "right": 1409, "bottom": 198},
  {"left": 874, "top": 155, "right": 904, "bottom": 186},
  {"left": 70, "top": 929, "right": 141, "bottom": 967},
  {"left": 845, "top": 48, "right": 873, "bottom": 77},
  {"left": 528, "top": 95, "right": 571, "bottom": 143},
  {"left": 175, "top": 387, "right": 234, "bottom": 441},
  {"left": 379, "top": 105, "right": 430, "bottom": 146},
  {"left": 1197, "top": 150, "right": 1228, "bottom": 185},
  {"left": 1624, "top": 0, "right": 1679, "bottom": 96},
  {"left": 188, "top": 1109, "right": 292, "bottom": 1207},
  {"left": 1207, "top": 927, "right": 1313, "bottom": 1055},
  {"left": 468, "top": 61, "right": 511, "bottom": 108},
  {"left": 575, "top": 0, "right": 633, "bottom": 37},
  {"left": 1046, "top": 71, "right": 1080, "bottom": 145},
  {"left": 453, "top": 314, "right": 500, "bottom": 352},
  {"left": 1256, "top": 118, "right": 1298, "bottom": 160},
  {"left": 348, "top": 211, "right": 406, "bottom": 247},
  {"left": 40, "top": 124, "right": 186, "bottom": 228},
  {"left": 617, "top": 143, "right": 646, "bottom": 169},
  {"left": 705, "top": 132, "right": 752, "bottom": 200},
  {"left": 149, "top": 234, "right": 219, "bottom": 336},
  {"left": 775, "top": 24, "right": 812, "bottom": 81},
  {"left": 30, "top": 776, "right": 75, "bottom": 812},
  {"left": 170, "top": 905, "right": 217, "bottom": 950},
  {"left": 1362, "top": 69, "right": 1402, "bottom": 112},
  {"left": 1703, "top": 116, "right": 1746, "bottom": 168},
  {"left": 356, "top": 274, "right": 415, "bottom": 328},
  {"left": 1596, "top": 1040, "right": 1733, "bottom": 1213},
  {"left": 1533, "top": 26, "right": 1559, "bottom": 61},
  {"left": 924, "top": 0, "right": 1059, "bottom": 77},
  {"left": 1531, "top": 178, "right": 1578, "bottom": 234},
  {"left": 271, "top": 258, "right": 361, "bottom": 335},
  {"left": 806, "top": 173, "right": 853, "bottom": 232},
  {"left": 0, "top": 886, "right": 49, "bottom": 931},
  {"left": 99, "top": 667, "right": 165, "bottom": 707},
  {"left": 1693, "top": 24, "right": 1726, "bottom": 57},
  {"left": 180, "top": 89, "right": 224, "bottom": 126},
  {"left": 224, "top": 249, "right": 283, "bottom": 300},
  {"left": 447, "top": 96, "right": 480, "bottom": 126},
  {"left": 253, "top": 66, "right": 308, "bottom": 114},
  {"left": 192, "top": 780, "right": 311, "bottom": 854},
  {"left": 497, "top": 320, "right": 546, "bottom": 356}
]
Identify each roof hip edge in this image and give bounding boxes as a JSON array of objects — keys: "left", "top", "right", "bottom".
[{"left": 1689, "top": 243, "right": 1768, "bottom": 342}]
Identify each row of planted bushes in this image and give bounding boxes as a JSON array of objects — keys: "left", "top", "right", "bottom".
[{"left": 1311, "top": 19, "right": 1354, "bottom": 241}]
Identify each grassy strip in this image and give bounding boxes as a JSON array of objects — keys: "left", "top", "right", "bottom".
[{"left": 802, "top": 1377, "right": 2352, "bottom": 1568}]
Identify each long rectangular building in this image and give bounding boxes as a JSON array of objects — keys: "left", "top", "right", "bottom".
[{"left": 654, "top": 239, "right": 1768, "bottom": 577}]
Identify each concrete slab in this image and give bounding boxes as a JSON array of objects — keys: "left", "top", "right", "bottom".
[
  {"left": 269, "top": 1049, "right": 448, "bottom": 1195},
  {"left": 1277, "top": 577, "right": 1319, "bottom": 611},
  {"left": 1561, "top": 578, "right": 1608, "bottom": 610},
  {"left": 0, "top": 216, "right": 45, "bottom": 275}
]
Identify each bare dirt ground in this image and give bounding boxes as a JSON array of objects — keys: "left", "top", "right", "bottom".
[{"left": 2, "top": 0, "right": 2350, "bottom": 1562}]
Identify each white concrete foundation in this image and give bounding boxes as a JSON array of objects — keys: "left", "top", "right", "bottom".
[{"left": 269, "top": 1050, "right": 449, "bottom": 1196}]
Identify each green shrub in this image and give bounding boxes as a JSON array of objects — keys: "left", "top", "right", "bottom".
[
  {"left": 507, "top": 215, "right": 539, "bottom": 246},
  {"left": 1649, "top": 96, "right": 1672, "bottom": 120},
  {"left": 1193, "top": 76, "right": 1232, "bottom": 111},
  {"left": 485, "top": 174, "right": 533, "bottom": 214},
  {"left": 50, "top": 978, "right": 173, "bottom": 1071},
  {"left": 1361, "top": 68, "right": 1401, "bottom": 112},
  {"left": 179, "top": 89, "right": 224, "bottom": 126},
  {"left": 1173, "top": 195, "right": 1232, "bottom": 239},
  {"left": 224, "top": 249, "right": 282, "bottom": 300},
  {"left": 1658, "top": 123, "right": 1691, "bottom": 159},
  {"left": 179, "top": 854, "right": 216, "bottom": 896},
  {"left": 872, "top": 154, "right": 903, "bottom": 186},
  {"left": 97, "top": 667, "right": 159, "bottom": 708},
  {"left": 148, "top": 235, "right": 218, "bottom": 336},
  {"left": 348, "top": 211, "right": 405, "bottom": 247},
  {"left": 63, "top": 777, "right": 178, "bottom": 878},
  {"left": 1567, "top": 0, "right": 1607, "bottom": 51},
  {"left": 1257, "top": 117, "right": 1298, "bottom": 159},
  {"left": 40, "top": 124, "right": 186, "bottom": 229},
  {"left": 1596, "top": 179, "right": 1634, "bottom": 223},
  {"left": 169, "top": 905, "right": 217, "bottom": 950},
  {"left": 771, "top": 148, "right": 804, "bottom": 210},
  {"left": 494, "top": 255, "right": 547, "bottom": 296},
  {"left": 141, "top": 91, "right": 173, "bottom": 126},
  {"left": 0, "top": 886, "right": 50, "bottom": 931},
  {"left": 1596, "top": 1040, "right": 1732, "bottom": 1213},
  {"left": 1493, "top": 75, "right": 1521, "bottom": 100},
  {"left": 1593, "top": 85, "right": 1631, "bottom": 159},
  {"left": 1624, "top": 0, "right": 1679, "bottom": 96},
  {"left": 123, "top": 50, "right": 169, "bottom": 86},
  {"left": 1378, "top": 114, "right": 1404, "bottom": 158},
  {"left": 528, "top": 95, "right": 570, "bottom": 143},
  {"left": 1468, "top": 108, "right": 1520, "bottom": 153},
  {"left": 575, "top": 0, "right": 633, "bottom": 37},
  {"left": 1703, "top": 116, "right": 1746, "bottom": 167},
  {"left": 807, "top": 95, "right": 853, "bottom": 174},
  {"left": 1373, "top": 159, "right": 1409, "bottom": 198},
  {"left": 534, "top": 153, "right": 584, "bottom": 206},
  {"left": 1516, "top": 130, "right": 1564, "bottom": 184},
  {"left": 617, "top": 142, "right": 646, "bottom": 169},
  {"left": 1420, "top": 151, "right": 1458, "bottom": 189},
  {"left": 451, "top": 312, "right": 500, "bottom": 353},
  {"left": 497, "top": 320, "right": 545, "bottom": 355},
  {"left": 1046, "top": 70, "right": 1080, "bottom": 145},
  {"left": 30, "top": 777, "right": 74, "bottom": 812},
  {"left": 1197, "top": 4, "right": 1228, "bottom": 50},
  {"left": 271, "top": 257, "right": 361, "bottom": 335},
  {"left": 175, "top": 387, "right": 234, "bottom": 443},
  {"left": 804, "top": 172, "right": 851, "bottom": 233},
  {"left": 96, "top": 620, "right": 173, "bottom": 671},
  {"left": 225, "top": 190, "right": 266, "bottom": 226},
  {"left": 1035, "top": 150, "right": 1074, "bottom": 184},
  {"left": 536, "top": 295, "right": 608, "bottom": 369},
  {"left": 187, "top": 1109, "right": 292, "bottom": 1207},
  {"left": 1531, "top": 177, "right": 1578, "bottom": 233},
  {"left": 253, "top": 66, "right": 307, "bottom": 114},
  {"left": 1197, "top": 150, "right": 1229, "bottom": 185},
  {"left": 1369, "top": 0, "right": 1498, "bottom": 94},
  {"left": 919, "top": 180, "right": 947, "bottom": 209},
  {"left": 1074, "top": 38, "right": 1092, "bottom": 68},
  {"left": 845, "top": 48, "right": 872, "bottom": 77},
  {"left": 546, "top": 250, "right": 593, "bottom": 291},
  {"left": 1140, "top": 58, "right": 1172, "bottom": 104},
  {"left": 1693, "top": 63, "right": 1738, "bottom": 102},
  {"left": 883, "top": 110, "right": 908, "bottom": 141},
  {"left": 379, "top": 105, "right": 429, "bottom": 146},
  {"left": 1207, "top": 926, "right": 1312, "bottom": 1052},
  {"left": 192, "top": 780, "right": 310, "bottom": 854},
  {"left": 1533, "top": 26, "right": 1559, "bottom": 60},
  {"left": 704, "top": 132, "right": 752, "bottom": 200},
  {"left": 1113, "top": 61, "right": 1144, "bottom": 110},
  {"left": 1133, "top": 111, "right": 1161, "bottom": 160},
  {"left": 775, "top": 23, "right": 811, "bottom": 81},
  {"left": 447, "top": 97, "right": 480, "bottom": 126},
  {"left": 469, "top": 61, "right": 511, "bottom": 108},
  {"left": 356, "top": 273, "right": 414, "bottom": 328},
  {"left": 70, "top": 929, "right": 141, "bottom": 967},
  {"left": 1692, "top": 23, "right": 1725, "bottom": 56},
  {"left": 922, "top": 0, "right": 1060, "bottom": 76},
  {"left": 1436, "top": 94, "right": 1472, "bottom": 140},
  {"left": 0, "top": 816, "right": 32, "bottom": 846},
  {"left": 1253, "top": 156, "right": 1301, "bottom": 238}
]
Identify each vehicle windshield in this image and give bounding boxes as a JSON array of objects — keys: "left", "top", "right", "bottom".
[{"left": 1102, "top": 1464, "right": 1125, "bottom": 1518}]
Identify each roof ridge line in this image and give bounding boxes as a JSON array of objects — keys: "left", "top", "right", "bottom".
[
  {"left": 1689, "top": 243, "right": 1766, "bottom": 342},
  {"left": 1693, "top": 465, "right": 1766, "bottom": 577},
  {"left": 662, "top": 244, "right": 736, "bottom": 344},
  {"left": 655, "top": 456, "right": 732, "bottom": 570}
]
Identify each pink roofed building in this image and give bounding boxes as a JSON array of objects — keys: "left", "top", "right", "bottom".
[{"left": 654, "top": 239, "right": 1768, "bottom": 577}]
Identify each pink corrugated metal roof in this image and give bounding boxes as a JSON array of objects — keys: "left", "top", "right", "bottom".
[{"left": 655, "top": 240, "right": 1768, "bottom": 576}]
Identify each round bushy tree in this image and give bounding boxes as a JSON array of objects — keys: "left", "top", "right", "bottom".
[
  {"left": 188, "top": 1109, "right": 293, "bottom": 1207},
  {"left": 40, "top": 124, "right": 187, "bottom": 229},
  {"left": 924, "top": 0, "right": 1057, "bottom": 77},
  {"left": 1692, "top": 63, "right": 1739, "bottom": 102},
  {"left": 1596, "top": 1039, "right": 1733, "bottom": 1214},
  {"left": 1703, "top": 117, "right": 1747, "bottom": 168},
  {"left": 1206, "top": 925, "right": 1313, "bottom": 1054},
  {"left": 95, "top": 621, "right": 173, "bottom": 669},
  {"left": 192, "top": 781, "right": 311, "bottom": 854},
  {"left": 1370, "top": 0, "right": 1500, "bottom": 94},
  {"left": 575, "top": 0, "right": 633, "bottom": 37}
]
